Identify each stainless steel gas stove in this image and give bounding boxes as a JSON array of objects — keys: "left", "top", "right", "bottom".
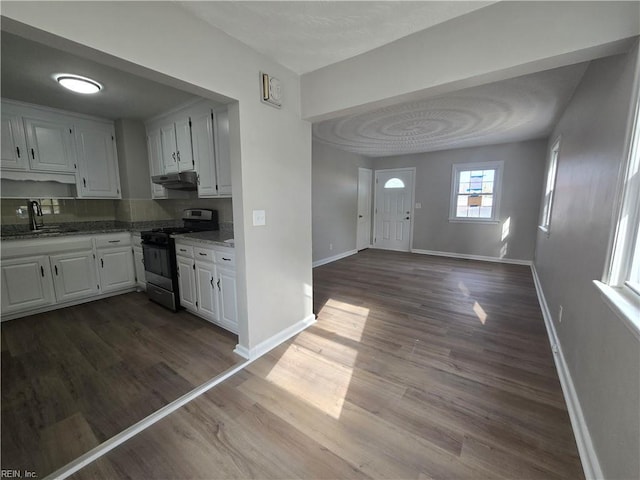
[{"left": 141, "top": 209, "right": 218, "bottom": 311}]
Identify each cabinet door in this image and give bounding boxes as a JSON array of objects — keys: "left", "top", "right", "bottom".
[
  {"left": 217, "top": 266, "right": 238, "bottom": 333},
  {"left": 176, "top": 256, "right": 197, "bottom": 312},
  {"left": 133, "top": 248, "right": 146, "bottom": 288},
  {"left": 50, "top": 250, "right": 99, "bottom": 302},
  {"left": 175, "top": 118, "right": 194, "bottom": 172},
  {"left": 160, "top": 123, "right": 178, "bottom": 173},
  {"left": 23, "top": 116, "right": 75, "bottom": 172},
  {"left": 1, "top": 108, "right": 28, "bottom": 170},
  {"left": 191, "top": 112, "right": 217, "bottom": 197},
  {"left": 1, "top": 255, "right": 55, "bottom": 315},
  {"left": 75, "top": 122, "right": 121, "bottom": 198},
  {"left": 98, "top": 247, "right": 136, "bottom": 294},
  {"left": 147, "top": 128, "right": 167, "bottom": 199},
  {"left": 195, "top": 261, "right": 218, "bottom": 321},
  {"left": 214, "top": 110, "right": 232, "bottom": 196}
]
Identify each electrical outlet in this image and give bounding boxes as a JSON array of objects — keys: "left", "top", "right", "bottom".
[{"left": 559, "top": 305, "right": 563, "bottom": 323}]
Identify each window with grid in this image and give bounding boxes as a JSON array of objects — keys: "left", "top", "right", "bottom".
[{"left": 450, "top": 161, "right": 503, "bottom": 222}]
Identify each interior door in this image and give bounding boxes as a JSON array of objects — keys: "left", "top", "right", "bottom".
[
  {"left": 357, "top": 168, "right": 372, "bottom": 251},
  {"left": 374, "top": 168, "right": 414, "bottom": 252}
]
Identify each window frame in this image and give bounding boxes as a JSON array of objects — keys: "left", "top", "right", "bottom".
[
  {"left": 595, "top": 79, "right": 640, "bottom": 338},
  {"left": 539, "top": 137, "right": 561, "bottom": 235},
  {"left": 449, "top": 161, "right": 503, "bottom": 224}
]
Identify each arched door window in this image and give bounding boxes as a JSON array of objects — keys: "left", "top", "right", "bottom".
[{"left": 384, "top": 178, "right": 405, "bottom": 189}]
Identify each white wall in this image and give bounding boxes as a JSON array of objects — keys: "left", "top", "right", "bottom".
[
  {"left": 301, "top": 1, "right": 640, "bottom": 122},
  {"left": 1, "top": 1, "right": 313, "bottom": 353},
  {"left": 312, "top": 141, "right": 372, "bottom": 263},
  {"left": 373, "top": 140, "right": 546, "bottom": 262},
  {"left": 534, "top": 48, "right": 640, "bottom": 479}
]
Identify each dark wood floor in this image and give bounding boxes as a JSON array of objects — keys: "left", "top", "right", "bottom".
[
  {"left": 71, "top": 250, "right": 585, "bottom": 479},
  {"left": 1, "top": 292, "right": 243, "bottom": 477}
]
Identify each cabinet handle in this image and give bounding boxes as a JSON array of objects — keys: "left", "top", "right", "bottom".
[
  {"left": 40, "top": 265, "right": 45, "bottom": 277},
  {"left": 222, "top": 257, "right": 231, "bottom": 262},
  {"left": 179, "top": 248, "right": 187, "bottom": 252},
  {"left": 16, "top": 146, "right": 20, "bottom": 158},
  {"left": 198, "top": 252, "right": 207, "bottom": 256},
  {"left": 176, "top": 151, "right": 181, "bottom": 162},
  {"left": 217, "top": 279, "right": 221, "bottom": 291},
  {"left": 54, "top": 265, "right": 58, "bottom": 276},
  {"left": 108, "top": 240, "right": 121, "bottom": 243},
  {"left": 83, "top": 178, "right": 87, "bottom": 188},
  {"left": 101, "top": 258, "right": 104, "bottom": 268},
  {"left": 172, "top": 152, "right": 176, "bottom": 162},
  {"left": 210, "top": 277, "right": 214, "bottom": 288},
  {"left": 31, "top": 148, "right": 35, "bottom": 160}
]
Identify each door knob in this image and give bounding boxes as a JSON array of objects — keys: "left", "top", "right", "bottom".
[
  {"left": 358, "top": 215, "right": 363, "bottom": 218},
  {"left": 405, "top": 217, "right": 410, "bottom": 220}
]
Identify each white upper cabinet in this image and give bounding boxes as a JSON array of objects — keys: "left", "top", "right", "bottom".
[
  {"left": 1, "top": 99, "right": 122, "bottom": 198},
  {"left": 1, "top": 105, "right": 28, "bottom": 171},
  {"left": 214, "top": 110, "right": 232, "bottom": 196},
  {"left": 191, "top": 111, "right": 217, "bottom": 197},
  {"left": 23, "top": 115, "right": 76, "bottom": 173},
  {"left": 160, "top": 117, "right": 194, "bottom": 174},
  {"left": 146, "top": 100, "right": 231, "bottom": 199},
  {"left": 75, "top": 120, "right": 121, "bottom": 198}
]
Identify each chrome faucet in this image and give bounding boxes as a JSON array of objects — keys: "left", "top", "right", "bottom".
[{"left": 28, "top": 200, "right": 43, "bottom": 231}]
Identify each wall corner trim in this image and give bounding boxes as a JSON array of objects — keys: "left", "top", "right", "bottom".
[
  {"left": 530, "top": 264, "right": 604, "bottom": 480},
  {"left": 411, "top": 249, "right": 532, "bottom": 266},
  {"left": 240, "top": 314, "right": 316, "bottom": 360},
  {"left": 313, "top": 249, "right": 358, "bottom": 268}
]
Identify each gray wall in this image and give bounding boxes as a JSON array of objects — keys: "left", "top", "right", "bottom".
[
  {"left": 534, "top": 49, "right": 640, "bottom": 479},
  {"left": 115, "top": 119, "right": 151, "bottom": 200},
  {"left": 374, "top": 140, "right": 546, "bottom": 261},
  {"left": 312, "top": 141, "right": 372, "bottom": 263}
]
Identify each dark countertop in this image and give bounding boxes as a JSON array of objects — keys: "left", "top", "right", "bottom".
[
  {"left": 171, "top": 231, "right": 235, "bottom": 248},
  {"left": 1, "top": 227, "right": 131, "bottom": 240}
]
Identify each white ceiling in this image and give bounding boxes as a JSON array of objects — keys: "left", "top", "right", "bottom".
[
  {"left": 179, "top": 1, "right": 495, "bottom": 75},
  {"left": 0, "top": 31, "right": 199, "bottom": 121},
  {"left": 312, "top": 63, "right": 589, "bottom": 156},
  {"left": 1, "top": 3, "right": 598, "bottom": 157}
]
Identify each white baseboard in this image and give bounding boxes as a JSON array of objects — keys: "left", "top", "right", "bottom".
[
  {"left": 234, "top": 313, "right": 316, "bottom": 359},
  {"left": 411, "top": 248, "right": 532, "bottom": 266},
  {"left": 313, "top": 249, "right": 358, "bottom": 268},
  {"left": 530, "top": 264, "right": 603, "bottom": 480}
]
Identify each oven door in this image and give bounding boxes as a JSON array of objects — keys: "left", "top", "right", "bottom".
[{"left": 142, "top": 243, "right": 173, "bottom": 290}]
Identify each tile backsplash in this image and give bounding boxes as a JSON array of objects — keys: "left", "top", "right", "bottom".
[{"left": 2, "top": 197, "right": 233, "bottom": 228}]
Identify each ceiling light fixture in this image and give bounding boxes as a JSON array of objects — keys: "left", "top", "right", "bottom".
[{"left": 55, "top": 74, "right": 102, "bottom": 94}]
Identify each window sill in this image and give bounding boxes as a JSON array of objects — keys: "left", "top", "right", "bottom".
[
  {"left": 593, "top": 280, "right": 640, "bottom": 340},
  {"left": 448, "top": 218, "right": 499, "bottom": 225}
]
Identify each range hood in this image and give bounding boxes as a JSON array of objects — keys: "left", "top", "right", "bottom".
[{"left": 151, "top": 171, "right": 198, "bottom": 191}]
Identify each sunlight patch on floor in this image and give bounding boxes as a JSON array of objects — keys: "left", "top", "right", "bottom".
[
  {"left": 473, "top": 301, "right": 488, "bottom": 325},
  {"left": 265, "top": 298, "right": 369, "bottom": 419}
]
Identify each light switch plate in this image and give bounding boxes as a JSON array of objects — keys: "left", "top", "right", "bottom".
[
  {"left": 415, "top": 203, "right": 422, "bottom": 209},
  {"left": 253, "top": 209, "right": 266, "bottom": 226}
]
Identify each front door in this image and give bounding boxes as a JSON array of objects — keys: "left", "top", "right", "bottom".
[
  {"left": 374, "top": 168, "right": 414, "bottom": 252},
  {"left": 356, "top": 168, "right": 372, "bottom": 251}
]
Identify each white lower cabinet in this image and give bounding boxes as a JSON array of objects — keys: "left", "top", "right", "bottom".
[
  {"left": 177, "top": 255, "right": 197, "bottom": 313},
  {"left": 175, "top": 241, "right": 237, "bottom": 333},
  {"left": 1, "top": 233, "right": 138, "bottom": 320},
  {"left": 0, "top": 255, "right": 55, "bottom": 315},
  {"left": 50, "top": 249, "right": 99, "bottom": 302},
  {"left": 195, "top": 261, "right": 219, "bottom": 321},
  {"left": 98, "top": 247, "right": 136, "bottom": 294}
]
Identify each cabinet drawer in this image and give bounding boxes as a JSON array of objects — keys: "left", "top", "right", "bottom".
[
  {"left": 95, "top": 233, "right": 131, "bottom": 249},
  {"left": 194, "top": 246, "right": 215, "bottom": 262},
  {"left": 215, "top": 250, "right": 235, "bottom": 267},
  {"left": 175, "top": 244, "right": 194, "bottom": 258}
]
